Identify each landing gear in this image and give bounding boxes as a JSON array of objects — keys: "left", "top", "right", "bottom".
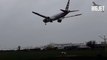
[
  {"left": 43, "top": 20, "right": 48, "bottom": 25},
  {"left": 50, "top": 20, "right": 53, "bottom": 23},
  {"left": 44, "top": 22, "right": 47, "bottom": 25}
]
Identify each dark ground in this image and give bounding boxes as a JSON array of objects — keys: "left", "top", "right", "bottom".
[{"left": 0, "top": 49, "right": 107, "bottom": 60}]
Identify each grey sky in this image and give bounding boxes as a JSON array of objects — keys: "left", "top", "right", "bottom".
[{"left": 0, "top": 0, "right": 107, "bottom": 50}]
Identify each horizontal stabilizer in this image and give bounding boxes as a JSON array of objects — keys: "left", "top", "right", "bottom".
[
  {"left": 69, "top": 10, "right": 79, "bottom": 12},
  {"left": 64, "top": 14, "right": 82, "bottom": 18},
  {"left": 60, "top": 9, "right": 66, "bottom": 12}
]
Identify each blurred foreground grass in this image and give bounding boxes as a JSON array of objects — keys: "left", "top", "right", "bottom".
[{"left": 0, "top": 49, "right": 107, "bottom": 60}]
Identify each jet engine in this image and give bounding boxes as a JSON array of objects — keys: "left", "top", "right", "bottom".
[
  {"left": 43, "top": 19, "right": 48, "bottom": 23},
  {"left": 43, "top": 17, "right": 50, "bottom": 23},
  {"left": 57, "top": 19, "right": 62, "bottom": 23}
]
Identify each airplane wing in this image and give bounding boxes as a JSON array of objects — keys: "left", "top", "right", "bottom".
[
  {"left": 32, "top": 11, "right": 48, "bottom": 18},
  {"left": 64, "top": 14, "right": 82, "bottom": 18}
]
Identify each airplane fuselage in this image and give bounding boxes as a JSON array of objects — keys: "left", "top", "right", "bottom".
[
  {"left": 50, "top": 11, "right": 69, "bottom": 20},
  {"left": 43, "top": 11, "right": 69, "bottom": 23},
  {"left": 32, "top": 0, "right": 81, "bottom": 25},
  {"left": 43, "top": 11, "right": 69, "bottom": 24}
]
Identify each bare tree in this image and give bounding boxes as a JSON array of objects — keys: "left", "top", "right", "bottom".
[
  {"left": 86, "top": 40, "right": 96, "bottom": 49},
  {"left": 99, "top": 35, "right": 107, "bottom": 52},
  {"left": 17, "top": 46, "right": 21, "bottom": 51}
]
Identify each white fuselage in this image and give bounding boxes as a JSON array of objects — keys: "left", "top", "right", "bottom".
[{"left": 50, "top": 12, "right": 69, "bottom": 21}]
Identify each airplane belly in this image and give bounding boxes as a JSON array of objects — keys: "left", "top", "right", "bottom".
[{"left": 50, "top": 13, "right": 67, "bottom": 20}]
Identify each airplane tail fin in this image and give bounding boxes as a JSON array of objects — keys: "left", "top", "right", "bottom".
[
  {"left": 65, "top": 0, "right": 70, "bottom": 10},
  {"left": 92, "top": 2, "right": 100, "bottom": 6},
  {"left": 93, "top": 2, "right": 97, "bottom": 6}
]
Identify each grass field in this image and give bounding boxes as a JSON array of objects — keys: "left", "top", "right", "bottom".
[{"left": 0, "top": 49, "right": 107, "bottom": 60}]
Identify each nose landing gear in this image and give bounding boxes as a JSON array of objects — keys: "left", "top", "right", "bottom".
[{"left": 45, "top": 23, "right": 47, "bottom": 25}]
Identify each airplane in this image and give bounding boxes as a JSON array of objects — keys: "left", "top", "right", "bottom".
[
  {"left": 92, "top": 2, "right": 101, "bottom": 6},
  {"left": 92, "top": 2, "right": 104, "bottom": 12},
  {"left": 32, "top": 0, "right": 82, "bottom": 25}
]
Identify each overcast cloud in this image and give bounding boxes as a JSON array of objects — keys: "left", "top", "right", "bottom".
[{"left": 0, "top": 0, "right": 107, "bottom": 50}]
